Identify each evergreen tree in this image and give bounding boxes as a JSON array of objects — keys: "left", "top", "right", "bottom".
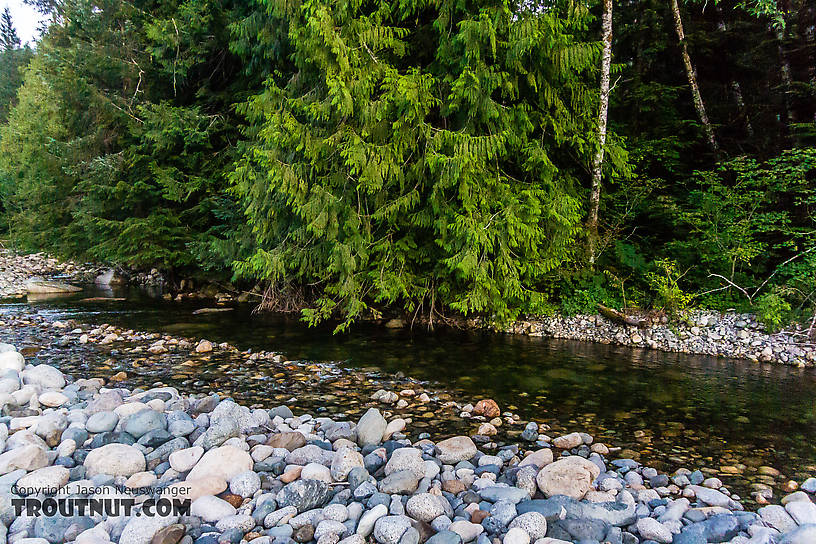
[
  {"left": 0, "top": 7, "right": 21, "bottom": 50},
  {"left": 0, "top": 0, "right": 253, "bottom": 274},
  {"left": 230, "top": 0, "right": 618, "bottom": 327}
]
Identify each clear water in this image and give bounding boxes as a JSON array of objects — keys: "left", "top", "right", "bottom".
[{"left": 3, "top": 287, "right": 815, "bottom": 500}]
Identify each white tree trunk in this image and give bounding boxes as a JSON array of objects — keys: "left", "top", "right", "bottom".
[{"left": 588, "top": 0, "right": 613, "bottom": 264}]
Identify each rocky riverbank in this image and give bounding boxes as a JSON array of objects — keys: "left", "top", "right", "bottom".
[
  {"left": 507, "top": 312, "right": 815, "bottom": 368},
  {"left": 2, "top": 249, "right": 814, "bottom": 368},
  {"left": 0, "top": 251, "right": 99, "bottom": 299},
  {"left": 2, "top": 342, "right": 816, "bottom": 544},
  {"left": 0, "top": 250, "right": 165, "bottom": 299}
]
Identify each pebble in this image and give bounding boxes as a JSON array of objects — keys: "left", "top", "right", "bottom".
[{"left": 373, "top": 516, "right": 412, "bottom": 544}]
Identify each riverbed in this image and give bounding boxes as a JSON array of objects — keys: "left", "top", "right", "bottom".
[{"left": 2, "top": 285, "right": 815, "bottom": 504}]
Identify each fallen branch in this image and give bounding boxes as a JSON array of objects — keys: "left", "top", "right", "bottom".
[{"left": 598, "top": 304, "right": 649, "bottom": 328}]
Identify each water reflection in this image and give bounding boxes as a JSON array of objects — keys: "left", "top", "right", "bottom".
[{"left": 3, "top": 286, "right": 816, "bottom": 494}]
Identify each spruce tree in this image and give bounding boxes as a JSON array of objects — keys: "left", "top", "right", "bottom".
[{"left": 0, "top": 7, "right": 21, "bottom": 50}]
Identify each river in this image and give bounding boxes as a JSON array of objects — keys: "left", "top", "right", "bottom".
[{"left": 2, "top": 285, "right": 815, "bottom": 503}]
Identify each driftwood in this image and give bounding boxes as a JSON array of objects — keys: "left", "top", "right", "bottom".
[
  {"left": 25, "top": 279, "right": 82, "bottom": 294},
  {"left": 80, "top": 297, "right": 126, "bottom": 303},
  {"left": 598, "top": 304, "right": 649, "bottom": 328},
  {"left": 192, "top": 307, "right": 235, "bottom": 315}
]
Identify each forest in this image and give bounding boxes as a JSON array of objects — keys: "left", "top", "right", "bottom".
[{"left": 0, "top": 0, "right": 814, "bottom": 330}]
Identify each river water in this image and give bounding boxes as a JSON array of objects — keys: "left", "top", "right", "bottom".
[{"left": 2, "top": 287, "right": 816, "bottom": 502}]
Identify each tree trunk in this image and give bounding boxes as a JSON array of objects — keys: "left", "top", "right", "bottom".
[
  {"left": 716, "top": 7, "right": 754, "bottom": 138},
  {"left": 588, "top": 0, "right": 613, "bottom": 264},
  {"left": 670, "top": 0, "right": 720, "bottom": 156},
  {"left": 802, "top": 4, "right": 816, "bottom": 124},
  {"left": 775, "top": 23, "right": 797, "bottom": 140}
]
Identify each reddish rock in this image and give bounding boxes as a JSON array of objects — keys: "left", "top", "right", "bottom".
[
  {"left": 442, "top": 479, "right": 466, "bottom": 494},
  {"left": 280, "top": 466, "right": 303, "bottom": 483},
  {"left": 220, "top": 493, "right": 244, "bottom": 508},
  {"left": 473, "top": 399, "right": 500, "bottom": 418},
  {"left": 471, "top": 510, "right": 490, "bottom": 524},
  {"left": 268, "top": 431, "right": 307, "bottom": 451},
  {"left": 783, "top": 480, "right": 799, "bottom": 493},
  {"left": 151, "top": 524, "right": 185, "bottom": 544}
]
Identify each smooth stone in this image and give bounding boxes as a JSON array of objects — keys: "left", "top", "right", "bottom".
[
  {"left": 230, "top": 470, "right": 261, "bottom": 497},
  {"left": 314, "top": 520, "right": 347, "bottom": 540},
  {"left": 479, "top": 487, "right": 530, "bottom": 505},
  {"left": 0, "top": 444, "right": 49, "bottom": 474},
  {"left": 782, "top": 491, "right": 812, "bottom": 505},
  {"left": 186, "top": 446, "right": 253, "bottom": 482},
  {"left": 147, "top": 524, "right": 185, "bottom": 544},
  {"left": 425, "top": 531, "right": 462, "bottom": 544},
  {"left": 758, "top": 505, "right": 797, "bottom": 533},
  {"left": 34, "top": 514, "right": 94, "bottom": 544},
  {"left": 447, "top": 521, "right": 483, "bottom": 543},
  {"left": 86, "top": 411, "right": 119, "bottom": 433},
  {"left": 331, "top": 448, "right": 365, "bottom": 482},
  {"left": 700, "top": 514, "right": 739, "bottom": 542},
  {"left": 517, "top": 494, "right": 636, "bottom": 527},
  {"left": 0, "top": 352, "right": 25, "bottom": 372},
  {"left": 301, "top": 462, "right": 332, "bottom": 483},
  {"left": 552, "top": 433, "right": 582, "bottom": 449},
  {"left": 166, "top": 476, "right": 227, "bottom": 501},
  {"left": 22, "top": 364, "right": 66, "bottom": 389},
  {"left": 357, "top": 504, "right": 389, "bottom": 537},
  {"left": 125, "top": 471, "right": 157, "bottom": 489},
  {"left": 436, "top": 437, "right": 477, "bottom": 464},
  {"left": 190, "top": 496, "right": 237, "bottom": 522},
  {"left": 119, "top": 514, "right": 180, "bottom": 544},
  {"left": 169, "top": 446, "right": 205, "bottom": 473},
  {"left": 535, "top": 456, "right": 600, "bottom": 500},
  {"left": 124, "top": 409, "right": 167, "bottom": 439},
  {"left": 635, "top": 518, "right": 672, "bottom": 544},
  {"left": 15, "top": 466, "right": 70, "bottom": 494},
  {"left": 689, "top": 486, "right": 741, "bottom": 510},
  {"left": 503, "top": 528, "right": 529, "bottom": 544},
  {"left": 508, "top": 512, "right": 548, "bottom": 540},
  {"left": 373, "top": 515, "right": 412, "bottom": 544},
  {"left": 216, "top": 515, "right": 255, "bottom": 532},
  {"left": 378, "top": 470, "right": 419, "bottom": 495},
  {"left": 519, "top": 449, "right": 554, "bottom": 469},
  {"left": 38, "top": 391, "right": 69, "bottom": 407},
  {"left": 785, "top": 500, "right": 816, "bottom": 525},
  {"left": 357, "top": 409, "right": 388, "bottom": 447},
  {"left": 268, "top": 432, "right": 307, "bottom": 451},
  {"left": 84, "top": 443, "right": 146, "bottom": 477},
  {"left": 405, "top": 493, "right": 445, "bottom": 522},
  {"left": 338, "top": 536, "right": 365, "bottom": 544},
  {"left": 779, "top": 524, "right": 816, "bottom": 544},
  {"left": 385, "top": 448, "right": 425, "bottom": 481}
]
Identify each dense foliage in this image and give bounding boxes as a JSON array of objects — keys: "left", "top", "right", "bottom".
[{"left": 0, "top": 0, "right": 814, "bottom": 329}]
